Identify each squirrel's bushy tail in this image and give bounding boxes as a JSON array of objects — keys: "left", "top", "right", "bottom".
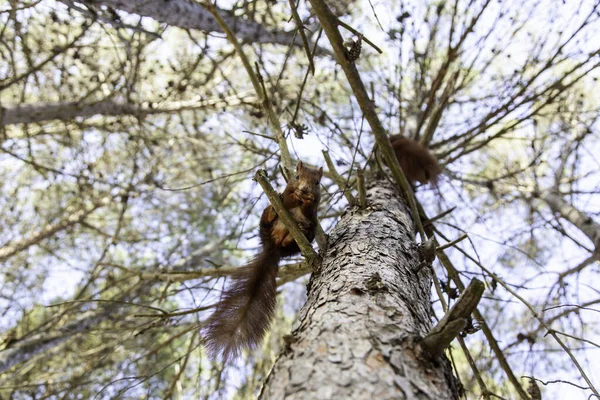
[{"left": 203, "top": 249, "right": 280, "bottom": 361}]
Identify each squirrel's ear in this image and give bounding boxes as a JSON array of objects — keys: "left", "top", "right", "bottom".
[
  {"left": 296, "top": 161, "right": 304, "bottom": 171},
  {"left": 318, "top": 167, "right": 323, "bottom": 179}
]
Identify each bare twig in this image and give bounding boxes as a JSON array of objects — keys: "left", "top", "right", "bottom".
[
  {"left": 449, "top": 240, "right": 600, "bottom": 398},
  {"left": 0, "top": 197, "right": 111, "bottom": 263},
  {"left": 521, "top": 375, "right": 592, "bottom": 392},
  {"left": 423, "top": 206, "right": 456, "bottom": 227},
  {"left": 322, "top": 150, "right": 356, "bottom": 205},
  {"left": 288, "top": 0, "right": 315, "bottom": 74},
  {"left": 336, "top": 18, "right": 382, "bottom": 54},
  {"left": 436, "top": 234, "right": 468, "bottom": 251},
  {"left": 205, "top": 3, "right": 294, "bottom": 175},
  {"left": 420, "top": 199, "right": 529, "bottom": 399},
  {"left": 356, "top": 166, "right": 367, "bottom": 209},
  {"left": 308, "top": 0, "right": 426, "bottom": 241}
]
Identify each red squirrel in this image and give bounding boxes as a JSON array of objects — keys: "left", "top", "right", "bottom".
[
  {"left": 203, "top": 161, "right": 322, "bottom": 360},
  {"left": 388, "top": 134, "right": 441, "bottom": 185}
]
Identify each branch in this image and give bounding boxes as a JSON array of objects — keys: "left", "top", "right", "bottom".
[
  {"left": 539, "top": 190, "right": 600, "bottom": 253},
  {"left": 0, "top": 22, "right": 89, "bottom": 91},
  {"left": 420, "top": 278, "right": 485, "bottom": 357},
  {"left": 438, "top": 227, "right": 600, "bottom": 398},
  {"left": 206, "top": 3, "right": 294, "bottom": 174},
  {"left": 436, "top": 244, "right": 529, "bottom": 399},
  {"left": 436, "top": 233, "right": 468, "bottom": 251},
  {"left": 0, "top": 94, "right": 256, "bottom": 126},
  {"left": 423, "top": 206, "right": 456, "bottom": 227},
  {"left": 108, "top": 260, "right": 307, "bottom": 285},
  {"left": 59, "top": 0, "right": 301, "bottom": 47},
  {"left": 322, "top": 150, "right": 356, "bottom": 206},
  {"left": 288, "top": 0, "right": 315, "bottom": 74},
  {"left": 307, "top": 0, "right": 426, "bottom": 240},
  {"left": 557, "top": 255, "right": 599, "bottom": 283},
  {"left": 416, "top": 199, "right": 529, "bottom": 399},
  {"left": 0, "top": 197, "right": 111, "bottom": 263},
  {"left": 0, "top": 238, "right": 224, "bottom": 372},
  {"left": 0, "top": 282, "right": 142, "bottom": 374},
  {"left": 336, "top": 19, "right": 382, "bottom": 54},
  {"left": 254, "top": 170, "right": 317, "bottom": 261},
  {"left": 356, "top": 166, "right": 366, "bottom": 209}
]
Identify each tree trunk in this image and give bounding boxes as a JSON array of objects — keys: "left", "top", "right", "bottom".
[{"left": 261, "top": 181, "right": 458, "bottom": 399}]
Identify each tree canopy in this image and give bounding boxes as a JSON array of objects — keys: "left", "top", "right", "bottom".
[{"left": 1, "top": 0, "right": 599, "bottom": 398}]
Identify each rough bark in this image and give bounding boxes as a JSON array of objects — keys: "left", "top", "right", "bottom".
[
  {"left": 59, "top": 0, "right": 300, "bottom": 47},
  {"left": 261, "top": 181, "right": 458, "bottom": 399}
]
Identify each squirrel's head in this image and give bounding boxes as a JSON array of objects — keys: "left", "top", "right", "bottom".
[{"left": 295, "top": 161, "right": 323, "bottom": 194}]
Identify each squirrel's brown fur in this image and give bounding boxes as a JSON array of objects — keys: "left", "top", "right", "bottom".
[
  {"left": 389, "top": 134, "right": 441, "bottom": 184},
  {"left": 203, "top": 161, "right": 322, "bottom": 361}
]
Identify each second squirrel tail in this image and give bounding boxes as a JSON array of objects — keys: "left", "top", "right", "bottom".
[{"left": 203, "top": 248, "right": 280, "bottom": 361}]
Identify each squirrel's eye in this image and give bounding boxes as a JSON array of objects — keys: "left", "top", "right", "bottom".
[
  {"left": 295, "top": 175, "right": 299, "bottom": 180},
  {"left": 315, "top": 181, "right": 320, "bottom": 185}
]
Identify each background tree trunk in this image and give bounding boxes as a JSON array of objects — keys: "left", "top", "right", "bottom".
[{"left": 261, "top": 181, "right": 458, "bottom": 399}]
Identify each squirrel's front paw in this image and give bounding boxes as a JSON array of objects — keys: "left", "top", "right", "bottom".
[
  {"left": 298, "top": 223, "right": 311, "bottom": 233},
  {"left": 299, "top": 193, "right": 314, "bottom": 204},
  {"left": 292, "top": 190, "right": 304, "bottom": 202}
]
